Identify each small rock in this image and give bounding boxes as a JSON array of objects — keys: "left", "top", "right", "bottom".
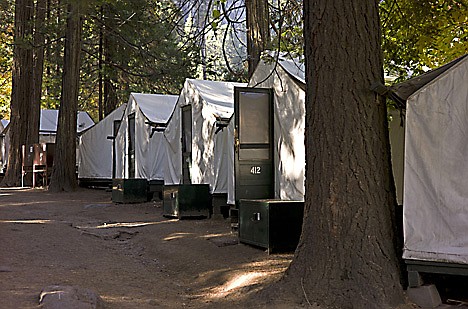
[
  {"left": 39, "top": 285, "right": 105, "bottom": 309},
  {"left": 0, "top": 266, "right": 13, "bottom": 272}
]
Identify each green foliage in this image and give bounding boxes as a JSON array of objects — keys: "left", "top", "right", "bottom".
[
  {"left": 269, "top": 0, "right": 303, "bottom": 58},
  {"left": 381, "top": 0, "right": 468, "bottom": 79},
  {"left": 0, "top": 0, "right": 13, "bottom": 119},
  {"left": 79, "top": 0, "right": 198, "bottom": 118},
  {"left": 0, "top": 0, "right": 198, "bottom": 120}
]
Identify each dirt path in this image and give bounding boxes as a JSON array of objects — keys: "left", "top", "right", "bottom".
[{"left": 0, "top": 188, "right": 296, "bottom": 308}]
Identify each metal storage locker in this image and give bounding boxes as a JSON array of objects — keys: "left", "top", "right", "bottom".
[
  {"left": 112, "top": 178, "right": 148, "bottom": 203},
  {"left": 163, "top": 184, "right": 211, "bottom": 219},
  {"left": 239, "top": 199, "right": 304, "bottom": 253}
]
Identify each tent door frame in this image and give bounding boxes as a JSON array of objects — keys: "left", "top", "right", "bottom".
[
  {"left": 234, "top": 87, "right": 274, "bottom": 204},
  {"left": 128, "top": 113, "right": 136, "bottom": 178},
  {"left": 181, "top": 105, "right": 192, "bottom": 184}
]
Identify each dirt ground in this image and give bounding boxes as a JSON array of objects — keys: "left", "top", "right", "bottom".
[{"left": 0, "top": 187, "right": 301, "bottom": 308}]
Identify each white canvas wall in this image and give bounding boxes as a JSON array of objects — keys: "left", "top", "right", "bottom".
[
  {"left": 403, "top": 56, "right": 468, "bottom": 264},
  {"left": 78, "top": 104, "right": 126, "bottom": 179},
  {"left": 115, "top": 93, "right": 178, "bottom": 180}
]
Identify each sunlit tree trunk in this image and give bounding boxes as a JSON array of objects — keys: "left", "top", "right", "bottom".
[
  {"left": 2, "top": 0, "right": 34, "bottom": 187},
  {"left": 269, "top": 1, "right": 405, "bottom": 308},
  {"left": 49, "top": 2, "right": 82, "bottom": 192},
  {"left": 245, "top": 0, "right": 270, "bottom": 78}
]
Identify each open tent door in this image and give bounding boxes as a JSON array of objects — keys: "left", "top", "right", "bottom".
[
  {"left": 112, "top": 120, "right": 122, "bottom": 179},
  {"left": 128, "top": 114, "right": 135, "bottom": 178},
  {"left": 181, "top": 105, "right": 192, "bottom": 184},
  {"left": 234, "top": 87, "right": 274, "bottom": 203}
]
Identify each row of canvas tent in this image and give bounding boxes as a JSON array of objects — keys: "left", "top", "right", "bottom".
[
  {"left": 0, "top": 111, "right": 95, "bottom": 174},
  {"left": 79, "top": 53, "right": 468, "bottom": 276},
  {"left": 78, "top": 55, "right": 306, "bottom": 206}
]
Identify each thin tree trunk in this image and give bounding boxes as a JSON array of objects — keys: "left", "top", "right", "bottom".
[
  {"left": 48, "top": 2, "right": 82, "bottom": 192},
  {"left": 245, "top": 0, "right": 270, "bottom": 78},
  {"left": 29, "top": 0, "right": 47, "bottom": 145},
  {"left": 103, "top": 36, "right": 117, "bottom": 116},
  {"left": 268, "top": 1, "right": 405, "bottom": 308},
  {"left": 98, "top": 5, "right": 103, "bottom": 121},
  {"left": 1, "top": 0, "right": 34, "bottom": 187},
  {"left": 102, "top": 7, "right": 118, "bottom": 117}
]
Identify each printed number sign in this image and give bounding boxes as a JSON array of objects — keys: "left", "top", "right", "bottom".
[{"left": 250, "top": 166, "right": 261, "bottom": 175}]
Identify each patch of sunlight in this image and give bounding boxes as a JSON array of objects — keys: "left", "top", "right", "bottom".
[
  {"left": 208, "top": 269, "right": 284, "bottom": 299},
  {"left": 0, "top": 193, "right": 12, "bottom": 197},
  {"left": 0, "top": 219, "right": 52, "bottom": 224},
  {"left": 200, "top": 232, "right": 231, "bottom": 239},
  {"left": 75, "top": 219, "right": 178, "bottom": 230},
  {"left": 163, "top": 232, "right": 194, "bottom": 241},
  {"left": 0, "top": 187, "right": 30, "bottom": 191},
  {"left": 95, "top": 221, "right": 176, "bottom": 229}
]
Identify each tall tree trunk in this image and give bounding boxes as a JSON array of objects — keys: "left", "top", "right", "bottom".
[
  {"left": 103, "top": 33, "right": 117, "bottom": 116},
  {"left": 1, "top": 0, "right": 34, "bottom": 187},
  {"left": 98, "top": 5, "right": 103, "bottom": 121},
  {"left": 29, "top": 0, "right": 47, "bottom": 145},
  {"left": 101, "top": 5, "right": 118, "bottom": 117},
  {"left": 270, "top": 1, "right": 405, "bottom": 308},
  {"left": 48, "top": 2, "right": 82, "bottom": 192},
  {"left": 245, "top": 0, "right": 270, "bottom": 78}
]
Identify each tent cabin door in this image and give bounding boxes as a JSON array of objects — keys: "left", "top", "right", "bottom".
[
  {"left": 112, "top": 120, "right": 122, "bottom": 179},
  {"left": 128, "top": 113, "right": 136, "bottom": 178},
  {"left": 234, "top": 87, "right": 274, "bottom": 203},
  {"left": 181, "top": 105, "right": 192, "bottom": 184}
]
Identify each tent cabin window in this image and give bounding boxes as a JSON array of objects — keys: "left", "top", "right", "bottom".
[
  {"left": 215, "top": 117, "right": 230, "bottom": 134},
  {"left": 128, "top": 113, "right": 136, "bottom": 178},
  {"left": 238, "top": 91, "right": 271, "bottom": 160},
  {"left": 182, "top": 105, "right": 192, "bottom": 184},
  {"left": 113, "top": 120, "right": 121, "bottom": 138}
]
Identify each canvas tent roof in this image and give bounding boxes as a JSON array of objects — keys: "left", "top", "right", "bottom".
[
  {"left": 78, "top": 103, "right": 126, "bottom": 180},
  {"left": 0, "top": 119, "right": 8, "bottom": 133},
  {"left": 388, "top": 54, "right": 468, "bottom": 264},
  {"left": 131, "top": 93, "right": 177, "bottom": 124},
  {"left": 164, "top": 79, "right": 247, "bottom": 196},
  {"left": 115, "top": 93, "right": 178, "bottom": 180},
  {"left": 389, "top": 54, "right": 468, "bottom": 103},
  {"left": 40, "top": 109, "right": 95, "bottom": 134}
]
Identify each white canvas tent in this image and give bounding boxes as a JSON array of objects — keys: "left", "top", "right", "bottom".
[
  {"left": 0, "top": 110, "right": 94, "bottom": 173},
  {"left": 164, "top": 79, "right": 246, "bottom": 198},
  {"left": 0, "top": 119, "right": 9, "bottom": 173},
  {"left": 244, "top": 55, "right": 306, "bottom": 203},
  {"left": 39, "top": 109, "right": 95, "bottom": 143},
  {"left": 77, "top": 103, "right": 127, "bottom": 181},
  {"left": 389, "top": 54, "right": 468, "bottom": 265},
  {"left": 115, "top": 93, "right": 178, "bottom": 180}
]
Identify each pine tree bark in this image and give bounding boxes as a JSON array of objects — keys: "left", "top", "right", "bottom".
[
  {"left": 29, "top": 0, "right": 47, "bottom": 145},
  {"left": 48, "top": 3, "right": 82, "bottom": 192},
  {"left": 271, "top": 1, "right": 405, "bottom": 308},
  {"left": 1, "top": 0, "right": 34, "bottom": 187},
  {"left": 102, "top": 8, "right": 118, "bottom": 117},
  {"left": 245, "top": 0, "right": 270, "bottom": 78}
]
